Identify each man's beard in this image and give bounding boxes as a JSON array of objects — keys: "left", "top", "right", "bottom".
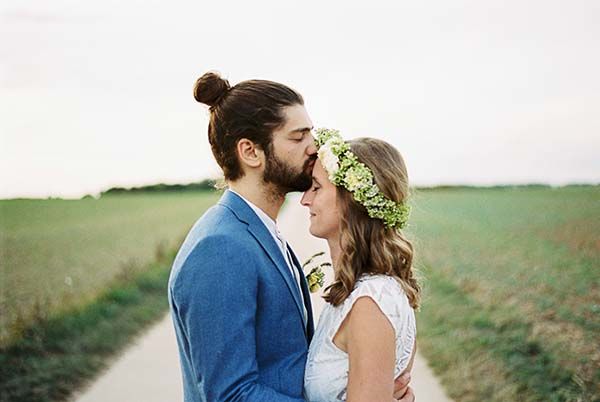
[{"left": 263, "top": 153, "right": 316, "bottom": 194}]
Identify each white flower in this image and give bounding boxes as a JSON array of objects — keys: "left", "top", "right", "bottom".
[
  {"left": 344, "top": 169, "right": 363, "bottom": 191},
  {"left": 318, "top": 142, "right": 339, "bottom": 178}
]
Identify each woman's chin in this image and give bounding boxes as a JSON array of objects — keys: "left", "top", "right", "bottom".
[{"left": 308, "top": 226, "right": 324, "bottom": 239}]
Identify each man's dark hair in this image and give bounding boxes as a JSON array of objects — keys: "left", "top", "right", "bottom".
[{"left": 194, "top": 72, "right": 304, "bottom": 181}]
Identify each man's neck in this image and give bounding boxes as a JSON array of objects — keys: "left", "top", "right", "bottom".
[{"left": 228, "top": 180, "right": 286, "bottom": 222}]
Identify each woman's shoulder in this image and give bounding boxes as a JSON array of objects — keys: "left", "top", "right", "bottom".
[
  {"left": 347, "top": 274, "right": 410, "bottom": 311},
  {"left": 354, "top": 273, "right": 403, "bottom": 293}
]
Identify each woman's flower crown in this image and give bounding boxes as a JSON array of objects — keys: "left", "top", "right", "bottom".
[{"left": 315, "top": 128, "right": 411, "bottom": 230}]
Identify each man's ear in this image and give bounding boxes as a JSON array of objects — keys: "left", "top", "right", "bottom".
[{"left": 236, "top": 138, "right": 264, "bottom": 169}]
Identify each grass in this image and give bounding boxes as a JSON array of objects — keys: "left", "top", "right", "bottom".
[
  {"left": 1, "top": 186, "right": 598, "bottom": 402},
  {"left": 408, "top": 186, "right": 600, "bottom": 402},
  {"left": 0, "top": 252, "right": 174, "bottom": 402},
  {"left": 0, "top": 191, "right": 220, "bottom": 346}
]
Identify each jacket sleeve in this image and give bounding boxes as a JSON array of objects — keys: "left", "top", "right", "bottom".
[{"left": 170, "top": 234, "right": 305, "bottom": 402}]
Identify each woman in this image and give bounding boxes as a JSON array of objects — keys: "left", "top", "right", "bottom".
[{"left": 301, "top": 129, "right": 420, "bottom": 402}]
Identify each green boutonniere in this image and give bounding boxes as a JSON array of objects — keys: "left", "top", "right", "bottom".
[{"left": 302, "top": 251, "right": 331, "bottom": 293}]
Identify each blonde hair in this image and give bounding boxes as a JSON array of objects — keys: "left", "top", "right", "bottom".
[{"left": 323, "top": 138, "right": 421, "bottom": 309}]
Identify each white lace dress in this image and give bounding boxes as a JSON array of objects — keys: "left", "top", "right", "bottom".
[{"left": 304, "top": 274, "right": 416, "bottom": 402}]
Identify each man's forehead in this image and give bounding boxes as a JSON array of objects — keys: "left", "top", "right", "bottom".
[{"left": 281, "top": 104, "right": 313, "bottom": 132}]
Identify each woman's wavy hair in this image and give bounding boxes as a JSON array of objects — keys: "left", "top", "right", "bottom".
[{"left": 322, "top": 137, "right": 421, "bottom": 309}]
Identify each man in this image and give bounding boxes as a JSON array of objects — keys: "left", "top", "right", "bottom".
[{"left": 168, "top": 72, "right": 414, "bottom": 401}]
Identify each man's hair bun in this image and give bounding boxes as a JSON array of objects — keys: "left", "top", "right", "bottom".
[{"left": 193, "top": 71, "right": 231, "bottom": 107}]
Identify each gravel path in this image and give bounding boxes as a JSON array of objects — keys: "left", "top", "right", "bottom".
[{"left": 72, "top": 194, "right": 453, "bottom": 402}]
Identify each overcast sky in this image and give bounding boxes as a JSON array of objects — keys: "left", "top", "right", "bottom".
[{"left": 1, "top": 0, "right": 599, "bottom": 198}]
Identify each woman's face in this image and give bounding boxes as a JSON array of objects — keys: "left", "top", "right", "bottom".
[{"left": 300, "top": 160, "right": 340, "bottom": 240}]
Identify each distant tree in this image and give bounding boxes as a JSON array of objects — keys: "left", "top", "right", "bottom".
[{"left": 100, "top": 179, "right": 220, "bottom": 196}]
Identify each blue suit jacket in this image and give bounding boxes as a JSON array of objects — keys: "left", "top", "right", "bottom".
[{"left": 168, "top": 190, "right": 315, "bottom": 401}]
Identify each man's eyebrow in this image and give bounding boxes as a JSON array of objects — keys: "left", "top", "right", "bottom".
[
  {"left": 289, "top": 126, "right": 314, "bottom": 134},
  {"left": 312, "top": 176, "right": 321, "bottom": 185}
]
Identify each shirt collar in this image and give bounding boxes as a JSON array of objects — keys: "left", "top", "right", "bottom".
[{"left": 229, "top": 189, "right": 280, "bottom": 239}]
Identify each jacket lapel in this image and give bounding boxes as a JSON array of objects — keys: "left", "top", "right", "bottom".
[
  {"left": 287, "top": 245, "right": 315, "bottom": 341},
  {"left": 219, "top": 190, "right": 307, "bottom": 327}
]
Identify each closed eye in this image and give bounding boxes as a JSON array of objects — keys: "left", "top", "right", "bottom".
[
  {"left": 311, "top": 178, "right": 321, "bottom": 192},
  {"left": 290, "top": 128, "right": 312, "bottom": 142}
]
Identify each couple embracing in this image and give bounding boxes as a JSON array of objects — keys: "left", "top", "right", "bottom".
[{"left": 168, "top": 72, "right": 420, "bottom": 402}]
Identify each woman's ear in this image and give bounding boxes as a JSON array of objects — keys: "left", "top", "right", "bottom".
[{"left": 236, "top": 138, "right": 264, "bottom": 169}]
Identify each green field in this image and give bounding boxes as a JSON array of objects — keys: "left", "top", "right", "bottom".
[
  {"left": 0, "top": 192, "right": 220, "bottom": 346},
  {"left": 409, "top": 186, "right": 599, "bottom": 402},
  {"left": 1, "top": 186, "right": 598, "bottom": 401}
]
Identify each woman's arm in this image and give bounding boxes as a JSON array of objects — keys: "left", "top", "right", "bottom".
[{"left": 343, "top": 296, "right": 396, "bottom": 402}]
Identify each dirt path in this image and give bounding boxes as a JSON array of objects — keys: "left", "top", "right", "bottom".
[{"left": 72, "top": 194, "right": 453, "bottom": 402}]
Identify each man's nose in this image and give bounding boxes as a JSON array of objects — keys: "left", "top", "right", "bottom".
[{"left": 306, "top": 136, "right": 317, "bottom": 156}]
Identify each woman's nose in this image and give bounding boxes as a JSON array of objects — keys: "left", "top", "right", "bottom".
[{"left": 300, "top": 191, "right": 311, "bottom": 206}]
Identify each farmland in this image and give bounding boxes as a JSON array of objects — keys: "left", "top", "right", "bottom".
[
  {"left": 1, "top": 185, "right": 598, "bottom": 401},
  {"left": 409, "top": 186, "right": 599, "bottom": 401},
  {"left": 0, "top": 192, "right": 220, "bottom": 345}
]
